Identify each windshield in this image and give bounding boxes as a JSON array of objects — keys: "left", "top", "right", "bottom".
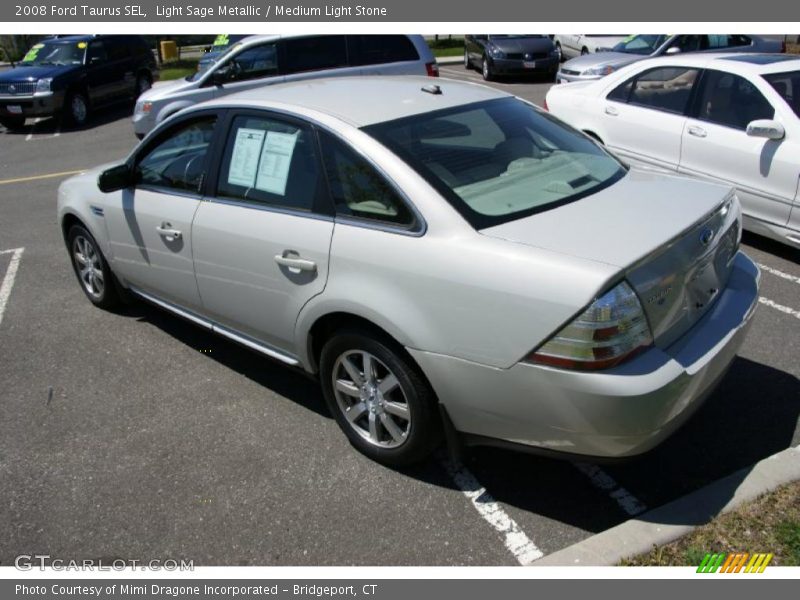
[
  {"left": 763, "top": 70, "right": 800, "bottom": 118},
  {"left": 611, "top": 35, "right": 668, "bottom": 55},
  {"left": 20, "top": 40, "right": 85, "bottom": 66},
  {"left": 187, "top": 40, "right": 244, "bottom": 81},
  {"left": 364, "top": 98, "right": 626, "bottom": 229}
]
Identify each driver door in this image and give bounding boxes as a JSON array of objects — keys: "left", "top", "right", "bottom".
[{"left": 103, "top": 111, "right": 222, "bottom": 312}]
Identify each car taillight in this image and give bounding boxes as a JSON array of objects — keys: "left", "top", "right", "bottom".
[
  {"left": 526, "top": 281, "right": 653, "bottom": 371},
  {"left": 426, "top": 62, "right": 439, "bottom": 77}
]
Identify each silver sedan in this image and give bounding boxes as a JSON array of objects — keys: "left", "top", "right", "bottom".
[{"left": 57, "top": 77, "right": 759, "bottom": 466}]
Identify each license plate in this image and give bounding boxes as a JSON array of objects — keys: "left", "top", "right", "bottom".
[
  {"left": 559, "top": 78, "right": 568, "bottom": 84},
  {"left": 523, "top": 61, "right": 537, "bottom": 69},
  {"left": 6, "top": 105, "right": 22, "bottom": 114}
]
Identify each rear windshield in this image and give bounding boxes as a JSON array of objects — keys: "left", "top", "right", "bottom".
[
  {"left": 363, "top": 97, "right": 626, "bottom": 229},
  {"left": 763, "top": 70, "right": 800, "bottom": 118},
  {"left": 611, "top": 35, "right": 667, "bottom": 55}
]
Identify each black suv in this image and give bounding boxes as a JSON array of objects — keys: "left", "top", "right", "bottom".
[{"left": 0, "top": 35, "right": 158, "bottom": 130}]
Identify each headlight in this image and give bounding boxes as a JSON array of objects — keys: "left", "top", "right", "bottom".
[
  {"left": 488, "top": 46, "right": 505, "bottom": 59},
  {"left": 35, "top": 78, "right": 52, "bottom": 93},
  {"left": 583, "top": 64, "right": 617, "bottom": 77}
]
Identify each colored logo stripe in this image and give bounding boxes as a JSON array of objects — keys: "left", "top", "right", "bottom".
[{"left": 697, "top": 552, "right": 773, "bottom": 573}]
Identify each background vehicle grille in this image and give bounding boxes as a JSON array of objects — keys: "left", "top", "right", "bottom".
[{"left": 0, "top": 82, "right": 37, "bottom": 96}]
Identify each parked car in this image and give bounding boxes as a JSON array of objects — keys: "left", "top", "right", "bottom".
[
  {"left": 133, "top": 34, "right": 438, "bottom": 138},
  {"left": 464, "top": 35, "right": 559, "bottom": 81},
  {"left": 553, "top": 35, "right": 628, "bottom": 62},
  {"left": 0, "top": 35, "right": 157, "bottom": 130},
  {"left": 60, "top": 77, "right": 759, "bottom": 466},
  {"left": 196, "top": 34, "right": 251, "bottom": 75},
  {"left": 556, "top": 34, "right": 784, "bottom": 83},
  {"left": 546, "top": 53, "right": 800, "bottom": 248}
]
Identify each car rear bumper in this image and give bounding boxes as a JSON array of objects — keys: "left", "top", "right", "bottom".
[
  {"left": 410, "top": 251, "right": 760, "bottom": 459},
  {"left": 0, "top": 91, "right": 64, "bottom": 119}
]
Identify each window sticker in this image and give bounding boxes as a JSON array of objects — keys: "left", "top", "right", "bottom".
[
  {"left": 77, "top": 42, "right": 88, "bottom": 49},
  {"left": 213, "top": 34, "right": 229, "bottom": 47},
  {"left": 227, "top": 127, "right": 266, "bottom": 188},
  {"left": 22, "top": 44, "right": 44, "bottom": 62},
  {"left": 254, "top": 131, "right": 298, "bottom": 196}
]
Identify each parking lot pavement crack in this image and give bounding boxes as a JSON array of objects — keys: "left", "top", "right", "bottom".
[{"left": 438, "top": 452, "right": 543, "bottom": 565}]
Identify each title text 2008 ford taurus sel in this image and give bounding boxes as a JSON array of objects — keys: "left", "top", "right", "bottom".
[{"left": 57, "top": 77, "right": 759, "bottom": 466}]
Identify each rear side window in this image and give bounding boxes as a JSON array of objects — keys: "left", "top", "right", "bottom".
[
  {"left": 216, "top": 115, "right": 322, "bottom": 212},
  {"left": 695, "top": 70, "right": 774, "bottom": 130},
  {"left": 318, "top": 131, "right": 415, "bottom": 228},
  {"left": 136, "top": 117, "right": 217, "bottom": 193},
  {"left": 348, "top": 35, "right": 419, "bottom": 66},
  {"left": 763, "top": 70, "right": 800, "bottom": 118},
  {"left": 281, "top": 36, "right": 348, "bottom": 74},
  {"left": 627, "top": 67, "right": 699, "bottom": 114}
]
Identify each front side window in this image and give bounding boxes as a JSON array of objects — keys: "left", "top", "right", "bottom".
[
  {"left": 319, "top": 131, "right": 415, "bottom": 228},
  {"left": 628, "top": 67, "right": 699, "bottom": 114},
  {"left": 216, "top": 115, "right": 321, "bottom": 212},
  {"left": 763, "top": 70, "right": 800, "bottom": 118},
  {"left": 136, "top": 117, "right": 216, "bottom": 193},
  {"left": 696, "top": 70, "right": 774, "bottom": 130},
  {"left": 224, "top": 43, "right": 278, "bottom": 82},
  {"left": 364, "top": 98, "right": 626, "bottom": 229}
]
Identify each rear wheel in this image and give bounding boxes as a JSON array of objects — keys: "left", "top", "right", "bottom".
[
  {"left": 581, "top": 47, "right": 589, "bottom": 56},
  {"left": 0, "top": 116, "right": 26, "bottom": 131},
  {"left": 320, "top": 329, "right": 441, "bottom": 466},
  {"left": 481, "top": 56, "right": 494, "bottom": 81},
  {"left": 555, "top": 42, "right": 563, "bottom": 62},
  {"left": 135, "top": 73, "right": 151, "bottom": 98},
  {"left": 464, "top": 50, "right": 470, "bottom": 69},
  {"left": 67, "top": 225, "right": 119, "bottom": 309}
]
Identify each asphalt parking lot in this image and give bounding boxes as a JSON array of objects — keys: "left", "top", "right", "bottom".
[{"left": 0, "top": 64, "right": 799, "bottom": 566}]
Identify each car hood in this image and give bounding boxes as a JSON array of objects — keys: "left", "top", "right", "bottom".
[
  {"left": 489, "top": 37, "right": 553, "bottom": 53},
  {"left": 562, "top": 51, "right": 642, "bottom": 73},
  {"left": 480, "top": 168, "right": 731, "bottom": 268},
  {"left": 0, "top": 63, "right": 81, "bottom": 82},
  {"left": 139, "top": 77, "right": 195, "bottom": 101}
]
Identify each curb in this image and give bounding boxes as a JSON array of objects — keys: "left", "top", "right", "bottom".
[{"left": 531, "top": 445, "right": 800, "bottom": 566}]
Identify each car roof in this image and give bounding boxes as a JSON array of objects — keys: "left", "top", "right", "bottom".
[
  {"left": 205, "top": 76, "right": 514, "bottom": 127},
  {"left": 628, "top": 52, "right": 800, "bottom": 76}
]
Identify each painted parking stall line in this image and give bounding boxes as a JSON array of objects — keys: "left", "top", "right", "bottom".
[
  {"left": 573, "top": 462, "right": 647, "bottom": 516},
  {"left": 0, "top": 247, "right": 25, "bottom": 328},
  {"left": 757, "top": 263, "right": 800, "bottom": 286},
  {"left": 758, "top": 297, "right": 800, "bottom": 321},
  {"left": 438, "top": 453, "right": 543, "bottom": 565}
]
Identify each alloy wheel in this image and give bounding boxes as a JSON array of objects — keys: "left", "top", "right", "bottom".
[
  {"left": 72, "top": 235, "right": 104, "bottom": 299},
  {"left": 71, "top": 95, "right": 88, "bottom": 124}
]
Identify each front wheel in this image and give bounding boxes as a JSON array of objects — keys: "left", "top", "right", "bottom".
[
  {"left": 320, "top": 329, "right": 441, "bottom": 466},
  {"left": 464, "top": 50, "right": 471, "bottom": 69},
  {"left": 67, "top": 225, "right": 119, "bottom": 309},
  {"left": 481, "top": 57, "right": 494, "bottom": 81},
  {"left": 64, "top": 90, "right": 90, "bottom": 127}
]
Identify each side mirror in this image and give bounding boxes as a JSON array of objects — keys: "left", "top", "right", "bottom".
[
  {"left": 665, "top": 46, "right": 682, "bottom": 55},
  {"left": 746, "top": 119, "right": 785, "bottom": 140},
  {"left": 98, "top": 163, "right": 133, "bottom": 193}
]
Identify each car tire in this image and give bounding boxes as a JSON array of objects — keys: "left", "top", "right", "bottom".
[
  {"left": 319, "top": 328, "right": 441, "bottom": 467},
  {"left": 464, "top": 50, "right": 471, "bottom": 69},
  {"left": 555, "top": 42, "right": 563, "bottom": 62},
  {"left": 481, "top": 57, "right": 494, "bottom": 81},
  {"left": 64, "top": 90, "right": 90, "bottom": 128},
  {"left": 135, "top": 73, "right": 152, "bottom": 98},
  {"left": 581, "top": 47, "right": 589, "bottom": 56},
  {"left": 67, "top": 224, "right": 119, "bottom": 309},
  {"left": 0, "top": 116, "right": 26, "bottom": 131}
]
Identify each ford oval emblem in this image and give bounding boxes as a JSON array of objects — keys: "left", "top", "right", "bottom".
[
  {"left": 8, "top": 84, "right": 15, "bottom": 93},
  {"left": 699, "top": 227, "right": 714, "bottom": 247}
]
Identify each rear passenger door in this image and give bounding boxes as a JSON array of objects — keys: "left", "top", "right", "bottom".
[
  {"left": 347, "top": 35, "right": 422, "bottom": 75},
  {"left": 600, "top": 65, "right": 700, "bottom": 170},
  {"left": 191, "top": 111, "right": 334, "bottom": 354}
]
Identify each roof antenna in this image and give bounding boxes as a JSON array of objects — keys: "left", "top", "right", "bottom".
[{"left": 421, "top": 84, "right": 442, "bottom": 95}]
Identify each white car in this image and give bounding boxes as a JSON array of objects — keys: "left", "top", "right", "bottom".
[
  {"left": 547, "top": 53, "right": 800, "bottom": 248},
  {"left": 553, "top": 34, "right": 628, "bottom": 62},
  {"left": 59, "top": 77, "right": 758, "bottom": 466}
]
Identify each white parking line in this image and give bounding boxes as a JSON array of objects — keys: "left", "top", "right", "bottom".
[
  {"left": 0, "top": 247, "right": 25, "bottom": 328},
  {"left": 573, "top": 462, "right": 647, "bottom": 516},
  {"left": 438, "top": 453, "right": 543, "bottom": 565},
  {"left": 758, "top": 263, "right": 800, "bottom": 286},
  {"left": 759, "top": 296, "right": 800, "bottom": 320}
]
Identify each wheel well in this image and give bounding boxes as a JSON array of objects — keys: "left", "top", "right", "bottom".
[
  {"left": 60, "top": 213, "right": 85, "bottom": 244},
  {"left": 308, "top": 313, "right": 399, "bottom": 373}
]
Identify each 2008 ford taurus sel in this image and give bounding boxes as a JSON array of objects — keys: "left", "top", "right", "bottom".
[{"left": 57, "top": 77, "right": 759, "bottom": 466}]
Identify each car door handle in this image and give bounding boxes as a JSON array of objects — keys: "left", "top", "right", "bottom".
[
  {"left": 604, "top": 105, "right": 619, "bottom": 116},
  {"left": 688, "top": 126, "right": 707, "bottom": 138},
  {"left": 274, "top": 252, "right": 317, "bottom": 273},
  {"left": 156, "top": 223, "right": 182, "bottom": 239}
]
